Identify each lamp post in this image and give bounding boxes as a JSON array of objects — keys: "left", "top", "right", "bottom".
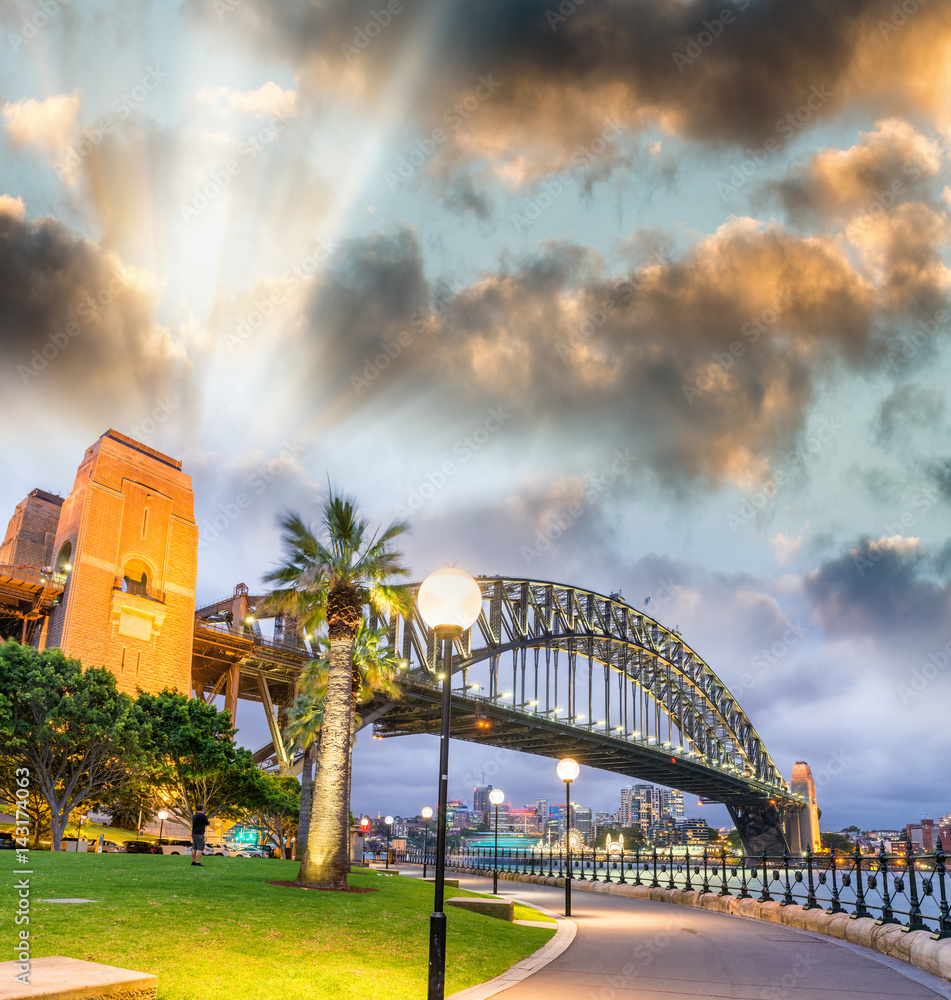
[
  {"left": 489, "top": 788, "right": 505, "bottom": 894},
  {"left": 77, "top": 811, "right": 91, "bottom": 844},
  {"left": 418, "top": 567, "right": 483, "bottom": 1000},
  {"left": 360, "top": 816, "right": 370, "bottom": 863},
  {"left": 556, "top": 758, "right": 580, "bottom": 916},
  {"left": 421, "top": 806, "right": 433, "bottom": 879},
  {"left": 157, "top": 810, "right": 168, "bottom": 846},
  {"left": 385, "top": 815, "right": 394, "bottom": 869}
]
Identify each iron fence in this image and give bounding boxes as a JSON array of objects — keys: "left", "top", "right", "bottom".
[{"left": 395, "top": 842, "right": 951, "bottom": 936}]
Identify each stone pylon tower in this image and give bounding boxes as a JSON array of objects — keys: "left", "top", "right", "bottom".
[
  {"left": 787, "top": 760, "right": 821, "bottom": 854},
  {"left": 40, "top": 430, "right": 198, "bottom": 696}
]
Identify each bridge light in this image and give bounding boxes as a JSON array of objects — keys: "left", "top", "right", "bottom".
[
  {"left": 596, "top": 719, "right": 604, "bottom": 725},
  {"left": 528, "top": 699, "right": 537, "bottom": 707},
  {"left": 501, "top": 691, "right": 512, "bottom": 699},
  {"left": 670, "top": 756, "right": 676, "bottom": 764},
  {"left": 469, "top": 682, "right": 480, "bottom": 689}
]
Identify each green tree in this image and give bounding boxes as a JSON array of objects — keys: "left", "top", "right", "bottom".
[
  {"left": 0, "top": 640, "right": 152, "bottom": 851},
  {"left": 821, "top": 831, "right": 854, "bottom": 854},
  {"left": 265, "top": 490, "right": 411, "bottom": 890},
  {"left": 136, "top": 691, "right": 268, "bottom": 827},
  {"left": 243, "top": 774, "right": 301, "bottom": 859},
  {"left": 284, "top": 619, "right": 404, "bottom": 860}
]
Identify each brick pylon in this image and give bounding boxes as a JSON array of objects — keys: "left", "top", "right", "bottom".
[{"left": 40, "top": 430, "right": 198, "bottom": 696}]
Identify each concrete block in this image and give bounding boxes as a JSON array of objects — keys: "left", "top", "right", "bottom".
[
  {"left": 936, "top": 938, "right": 951, "bottom": 981},
  {"left": 0, "top": 956, "right": 157, "bottom": 999},
  {"left": 802, "top": 907, "right": 827, "bottom": 934},
  {"left": 760, "top": 901, "right": 784, "bottom": 924},
  {"left": 447, "top": 897, "right": 514, "bottom": 921},
  {"left": 779, "top": 905, "right": 809, "bottom": 929},
  {"left": 421, "top": 878, "right": 460, "bottom": 888},
  {"left": 825, "top": 911, "right": 851, "bottom": 939},
  {"left": 909, "top": 933, "right": 947, "bottom": 979},
  {"left": 844, "top": 916, "right": 876, "bottom": 949}
]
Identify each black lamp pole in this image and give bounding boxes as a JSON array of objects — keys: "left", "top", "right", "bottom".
[
  {"left": 493, "top": 803, "right": 500, "bottom": 894},
  {"left": 564, "top": 780, "right": 572, "bottom": 916},
  {"left": 428, "top": 626, "right": 460, "bottom": 1000},
  {"left": 423, "top": 814, "right": 431, "bottom": 879}
]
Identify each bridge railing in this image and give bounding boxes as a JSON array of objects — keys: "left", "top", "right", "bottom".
[{"left": 393, "top": 842, "right": 951, "bottom": 936}]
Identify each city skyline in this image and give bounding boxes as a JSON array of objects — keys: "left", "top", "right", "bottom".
[{"left": 3, "top": 0, "right": 951, "bottom": 832}]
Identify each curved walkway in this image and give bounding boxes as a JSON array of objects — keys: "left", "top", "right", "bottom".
[{"left": 420, "top": 870, "right": 951, "bottom": 1000}]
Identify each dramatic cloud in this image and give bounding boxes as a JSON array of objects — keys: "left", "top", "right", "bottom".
[
  {"left": 772, "top": 119, "right": 947, "bottom": 224},
  {"left": 2, "top": 91, "right": 79, "bottom": 157},
  {"left": 0, "top": 199, "right": 185, "bottom": 417},
  {"left": 195, "top": 0, "right": 951, "bottom": 184}
]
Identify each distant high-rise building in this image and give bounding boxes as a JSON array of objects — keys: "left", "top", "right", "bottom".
[
  {"left": 574, "top": 807, "right": 593, "bottom": 842},
  {"left": 660, "top": 788, "right": 684, "bottom": 822},
  {"left": 632, "top": 784, "right": 659, "bottom": 833},
  {"left": 535, "top": 797, "right": 548, "bottom": 833},
  {"left": 619, "top": 787, "right": 635, "bottom": 827},
  {"left": 684, "top": 818, "right": 709, "bottom": 844},
  {"left": 473, "top": 785, "right": 492, "bottom": 823}
]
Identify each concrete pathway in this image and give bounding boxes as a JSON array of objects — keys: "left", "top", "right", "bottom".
[{"left": 417, "top": 869, "right": 951, "bottom": 1000}]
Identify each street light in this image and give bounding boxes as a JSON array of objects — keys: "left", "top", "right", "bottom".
[
  {"left": 77, "top": 810, "right": 91, "bottom": 844},
  {"left": 385, "top": 815, "right": 394, "bottom": 870},
  {"left": 417, "top": 567, "right": 483, "bottom": 1000},
  {"left": 556, "top": 757, "right": 580, "bottom": 916},
  {"left": 489, "top": 788, "right": 505, "bottom": 894},
  {"left": 157, "top": 810, "right": 168, "bottom": 846},
  {"left": 421, "top": 806, "right": 433, "bottom": 879}
]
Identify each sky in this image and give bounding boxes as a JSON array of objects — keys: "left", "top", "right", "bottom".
[{"left": 1, "top": 0, "right": 950, "bottom": 834}]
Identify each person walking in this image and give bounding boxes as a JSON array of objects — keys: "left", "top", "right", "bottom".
[{"left": 191, "top": 804, "right": 210, "bottom": 866}]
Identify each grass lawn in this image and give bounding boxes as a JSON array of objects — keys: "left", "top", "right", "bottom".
[{"left": 9, "top": 853, "right": 555, "bottom": 999}]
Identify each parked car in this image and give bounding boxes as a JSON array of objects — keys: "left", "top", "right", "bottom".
[
  {"left": 125, "top": 840, "right": 162, "bottom": 854},
  {"left": 159, "top": 839, "right": 194, "bottom": 855},
  {"left": 0, "top": 833, "right": 16, "bottom": 850},
  {"left": 203, "top": 842, "right": 230, "bottom": 856},
  {"left": 229, "top": 845, "right": 271, "bottom": 858}
]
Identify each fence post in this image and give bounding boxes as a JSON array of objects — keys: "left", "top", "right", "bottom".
[
  {"left": 932, "top": 838, "right": 951, "bottom": 940},
  {"left": 759, "top": 850, "right": 773, "bottom": 903},
  {"left": 902, "top": 841, "right": 928, "bottom": 933},
  {"left": 852, "top": 846, "right": 870, "bottom": 919},
  {"left": 718, "top": 847, "right": 731, "bottom": 897}
]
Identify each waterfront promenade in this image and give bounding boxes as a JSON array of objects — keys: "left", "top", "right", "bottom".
[{"left": 424, "top": 870, "right": 951, "bottom": 1000}]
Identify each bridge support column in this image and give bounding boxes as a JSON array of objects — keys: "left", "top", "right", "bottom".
[
  {"left": 727, "top": 801, "right": 789, "bottom": 856},
  {"left": 224, "top": 661, "right": 241, "bottom": 725},
  {"left": 257, "top": 673, "right": 292, "bottom": 776}
]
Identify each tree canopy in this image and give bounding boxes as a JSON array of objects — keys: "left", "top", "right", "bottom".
[{"left": 0, "top": 640, "right": 152, "bottom": 851}]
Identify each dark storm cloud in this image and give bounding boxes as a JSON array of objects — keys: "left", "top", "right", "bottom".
[
  {"left": 296, "top": 212, "right": 950, "bottom": 488},
  {"left": 804, "top": 537, "right": 951, "bottom": 645},
  {"left": 192, "top": 0, "right": 951, "bottom": 180},
  {"left": 873, "top": 384, "right": 945, "bottom": 445},
  {"left": 0, "top": 198, "right": 182, "bottom": 407}
]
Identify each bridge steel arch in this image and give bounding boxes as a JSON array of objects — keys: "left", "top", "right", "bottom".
[{"left": 364, "top": 576, "right": 803, "bottom": 854}]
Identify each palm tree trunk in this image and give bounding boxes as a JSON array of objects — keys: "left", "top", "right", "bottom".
[
  {"left": 298, "top": 636, "right": 354, "bottom": 889},
  {"left": 296, "top": 744, "right": 314, "bottom": 861}
]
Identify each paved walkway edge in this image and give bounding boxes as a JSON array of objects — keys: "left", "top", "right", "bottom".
[
  {"left": 447, "top": 899, "right": 576, "bottom": 1000},
  {"left": 448, "top": 866, "right": 951, "bottom": 984}
]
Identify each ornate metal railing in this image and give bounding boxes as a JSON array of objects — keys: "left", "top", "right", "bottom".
[{"left": 393, "top": 842, "right": 951, "bottom": 936}]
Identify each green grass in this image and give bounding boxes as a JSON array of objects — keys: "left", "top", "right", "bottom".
[{"left": 8, "top": 854, "right": 555, "bottom": 999}]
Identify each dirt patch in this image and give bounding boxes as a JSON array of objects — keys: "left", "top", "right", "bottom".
[{"left": 266, "top": 880, "right": 379, "bottom": 893}]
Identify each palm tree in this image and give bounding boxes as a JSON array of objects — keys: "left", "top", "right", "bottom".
[
  {"left": 265, "top": 489, "right": 410, "bottom": 890},
  {"left": 283, "top": 620, "right": 405, "bottom": 861}
]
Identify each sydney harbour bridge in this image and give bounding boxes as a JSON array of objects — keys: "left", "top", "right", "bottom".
[{"left": 189, "top": 576, "right": 815, "bottom": 855}]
